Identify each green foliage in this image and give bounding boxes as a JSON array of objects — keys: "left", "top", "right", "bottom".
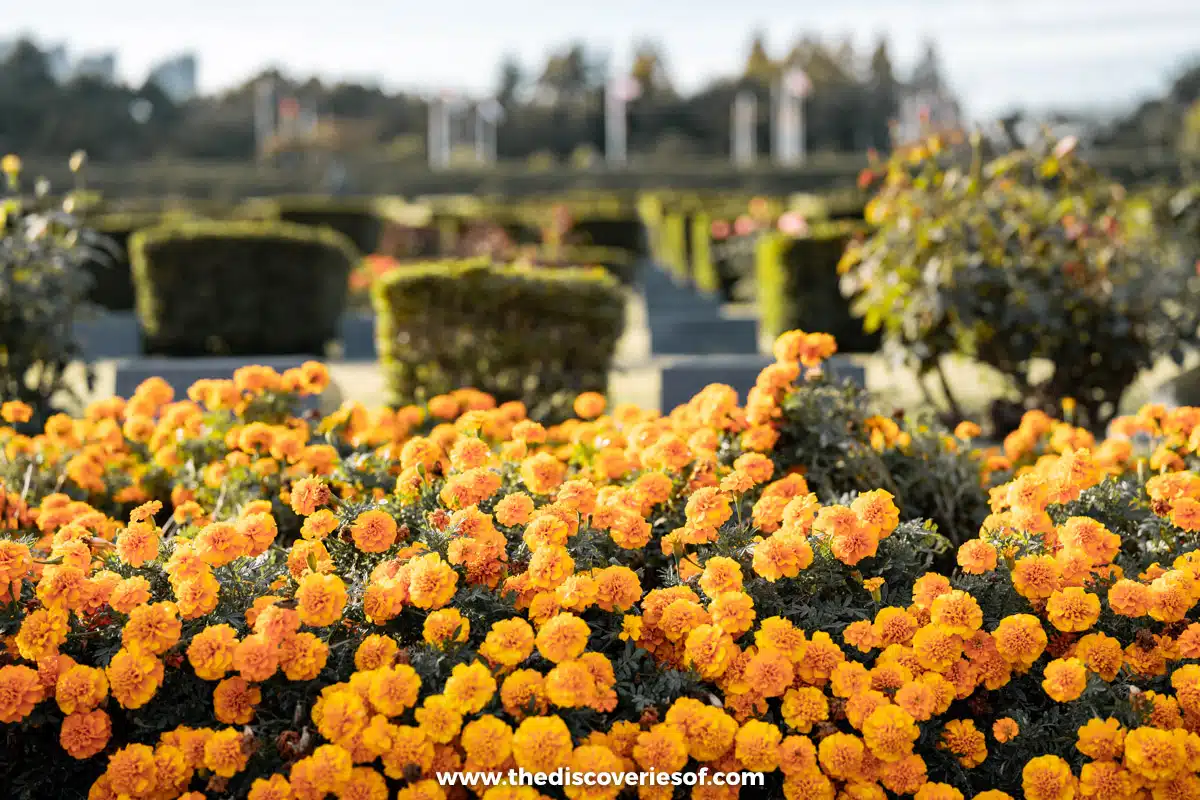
[
  {"left": 239, "top": 195, "right": 383, "bottom": 255},
  {"left": 129, "top": 219, "right": 356, "bottom": 357},
  {"left": 77, "top": 210, "right": 194, "bottom": 311},
  {"left": 531, "top": 245, "right": 639, "bottom": 284},
  {"left": 755, "top": 223, "right": 882, "bottom": 351},
  {"left": 689, "top": 211, "right": 720, "bottom": 294},
  {"left": 0, "top": 179, "right": 96, "bottom": 427},
  {"left": 372, "top": 259, "right": 625, "bottom": 421},
  {"left": 658, "top": 211, "right": 688, "bottom": 280},
  {"left": 841, "top": 132, "right": 1200, "bottom": 431},
  {"left": 767, "top": 373, "right": 995, "bottom": 548}
]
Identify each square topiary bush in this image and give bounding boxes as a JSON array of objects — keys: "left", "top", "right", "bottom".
[
  {"left": 239, "top": 196, "right": 383, "bottom": 256},
  {"left": 78, "top": 211, "right": 195, "bottom": 312},
  {"left": 755, "top": 222, "right": 881, "bottom": 352},
  {"left": 129, "top": 219, "right": 356, "bottom": 357},
  {"left": 372, "top": 259, "right": 625, "bottom": 421}
]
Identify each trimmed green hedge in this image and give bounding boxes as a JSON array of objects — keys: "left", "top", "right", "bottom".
[
  {"left": 372, "top": 259, "right": 625, "bottom": 420},
  {"left": 129, "top": 220, "right": 356, "bottom": 357},
  {"left": 689, "top": 211, "right": 720, "bottom": 295},
  {"left": 79, "top": 211, "right": 194, "bottom": 311},
  {"left": 755, "top": 223, "right": 881, "bottom": 352},
  {"left": 239, "top": 196, "right": 382, "bottom": 255},
  {"left": 533, "top": 246, "right": 639, "bottom": 284}
]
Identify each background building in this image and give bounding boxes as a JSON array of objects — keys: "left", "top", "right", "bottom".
[{"left": 146, "top": 53, "right": 198, "bottom": 103}]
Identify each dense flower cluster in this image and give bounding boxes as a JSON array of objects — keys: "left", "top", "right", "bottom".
[{"left": 2, "top": 332, "right": 1200, "bottom": 799}]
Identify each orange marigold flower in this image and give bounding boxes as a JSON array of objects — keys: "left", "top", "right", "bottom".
[
  {"left": 1045, "top": 587, "right": 1101, "bottom": 633},
  {"left": 203, "top": 727, "right": 251, "bottom": 778},
  {"left": 993, "top": 718, "right": 1019, "bottom": 743},
  {"left": 60, "top": 709, "right": 112, "bottom": 759},
  {"left": 939, "top": 719, "right": 987, "bottom": 768},
  {"left": 351, "top": 509, "right": 398, "bottom": 554},
  {"left": 512, "top": 715, "right": 574, "bottom": 775},
  {"left": 1021, "top": 755, "right": 1076, "bottom": 800},
  {"left": 1042, "top": 658, "right": 1088, "bottom": 703}
]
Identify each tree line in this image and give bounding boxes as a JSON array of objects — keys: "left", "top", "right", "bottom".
[{"left": 0, "top": 34, "right": 1196, "bottom": 166}]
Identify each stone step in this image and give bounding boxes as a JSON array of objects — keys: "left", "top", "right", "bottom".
[
  {"left": 73, "top": 312, "right": 141, "bottom": 360},
  {"left": 338, "top": 312, "right": 377, "bottom": 361},
  {"left": 648, "top": 315, "right": 760, "bottom": 356},
  {"left": 652, "top": 353, "right": 866, "bottom": 413}
]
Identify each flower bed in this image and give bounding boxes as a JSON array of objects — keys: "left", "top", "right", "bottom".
[{"left": 0, "top": 331, "right": 1199, "bottom": 799}]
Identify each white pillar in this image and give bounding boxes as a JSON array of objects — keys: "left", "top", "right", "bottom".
[{"left": 733, "top": 91, "right": 757, "bottom": 167}]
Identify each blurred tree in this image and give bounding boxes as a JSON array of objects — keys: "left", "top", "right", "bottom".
[
  {"left": 867, "top": 38, "right": 899, "bottom": 151},
  {"left": 743, "top": 31, "right": 778, "bottom": 84},
  {"left": 495, "top": 55, "right": 523, "bottom": 107},
  {"left": 631, "top": 40, "right": 674, "bottom": 97}
]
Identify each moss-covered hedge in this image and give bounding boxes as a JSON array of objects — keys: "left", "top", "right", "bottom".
[
  {"left": 372, "top": 259, "right": 625, "bottom": 420},
  {"left": 755, "top": 223, "right": 881, "bottom": 351},
  {"left": 129, "top": 220, "right": 356, "bottom": 357}
]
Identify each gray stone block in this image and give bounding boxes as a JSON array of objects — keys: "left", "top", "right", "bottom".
[
  {"left": 339, "top": 313, "right": 377, "bottom": 361},
  {"left": 658, "top": 354, "right": 866, "bottom": 412},
  {"left": 73, "top": 312, "right": 141, "bottom": 360},
  {"left": 649, "top": 315, "right": 759, "bottom": 356},
  {"left": 112, "top": 356, "right": 327, "bottom": 412}
]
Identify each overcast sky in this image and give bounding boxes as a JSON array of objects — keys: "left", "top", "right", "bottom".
[{"left": 7, "top": 0, "right": 1200, "bottom": 118}]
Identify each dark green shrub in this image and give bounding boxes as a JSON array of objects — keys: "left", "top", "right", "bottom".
[
  {"left": 755, "top": 223, "right": 881, "bottom": 351},
  {"left": 689, "top": 211, "right": 720, "bottom": 294},
  {"left": 129, "top": 220, "right": 356, "bottom": 357},
  {"left": 372, "top": 259, "right": 625, "bottom": 421},
  {"left": 77, "top": 211, "right": 193, "bottom": 311},
  {"left": 659, "top": 211, "right": 688, "bottom": 280},
  {"left": 241, "top": 196, "right": 382, "bottom": 255},
  {"left": 532, "top": 245, "right": 638, "bottom": 284}
]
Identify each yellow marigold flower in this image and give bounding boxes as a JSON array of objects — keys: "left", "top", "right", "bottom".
[
  {"left": 406, "top": 553, "right": 459, "bottom": 610},
  {"left": 15, "top": 607, "right": 69, "bottom": 663},
  {"left": 0, "top": 400, "right": 32, "bottom": 424},
  {"left": 443, "top": 660, "right": 497, "bottom": 715},
  {"left": 314, "top": 688, "right": 368, "bottom": 743},
  {"left": 461, "top": 715, "right": 513, "bottom": 768},
  {"left": 929, "top": 590, "right": 983, "bottom": 637},
  {"left": 956, "top": 540, "right": 998, "bottom": 575},
  {"left": 204, "top": 727, "right": 250, "bottom": 778},
  {"left": 1042, "top": 658, "right": 1088, "bottom": 703},
  {"left": 60, "top": 709, "right": 112, "bottom": 759},
  {"left": 55, "top": 665, "right": 108, "bottom": 715},
  {"left": 247, "top": 775, "right": 293, "bottom": 800},
  {"left": 912, "top": 624, "right": 963, "bottom": 672},
  {"left": 233, "top": 633, "right": 279, "bottom": 683},
  {"left": 501, "top": 669, "right": 548, "bottom": 719},
  {"left": 698, "top": 556, "right": 743, "bottom": 598},
  {"left": 859, "top": 704, "right": 918, "bottom": 764},
  {"left": 368, "top": 665, "right": 421, "bottom": 717},
  {"left": 279, "top": 631, "right": 329, "bottom": 682},
  {"left": 122, "top": 602, "right": 182, "bottom": 656},
  {"left": 512, "top": 715, "right": 574, "bottom": 775},
  {"left": 683, "top": 624, "right": 737, "bottom": 680},
  {"left": 106, "top": 648, "right": 164, "bottom": 709},
  {"left": 733, "top": 719, "right": 782, "bottom": 772},
  {"left": 633, "top": 722, "right": 689, "bottom": 773},
  {"left": 1021, "top": 754, "right": 1076, "bottom": 800},
  {"left": 1108, "top": 579, "right": 1151, "bottom": 617},
  {"left": 1045, "top": 587, "right": 1101, "bottom": 633},
  {"left": 106, "top": 743, "right": 158, "bottom": 796},
  {"left": 301, "top": 508, "right": 340, "bottom": 541},
  {"left": 817, "top": 731, "right": 864, "bottom": 782},
  {"left": 939, "top": 719, "right": 987, "bottom": 768},
  {"left": 213, "top": 676, "right": 261, "bottom": 725},
  {"left": 414, "top": 694, "right": 464, "bottom": 744},
  {"left": 911, "top": 573, "right": 953, "bottom": 609},
  {"left": 992, "top": 717, "right": 1019, "bottom": 743},
  {"left": 536, "top": 613, "right": 590, "bottom": 663},
  {"left": 544, "top": 660, "right": 597, "bottom": 709},
  {"left": 992, "top": 614, "right": 1048, "bottom": 670},
  {"left": 911, "top": 783, "right": 964, "bottom": 800},
  {"left": 296, "top": 573, "right": 348, "bottom": 627},
  {"left": 0, "top": 665, "right": 41, "bottom": 723},
  {"left": 423, "top": 608, "right": 470, "bottom": 649},
  {"left": 1012, "top": 554, "right": 1061, "bottom": 600},
  {"left": 115, "top": 521, "right": 159, "bottom": 568},
  {"left": 1123, "top": 726, "right": 1186, "bottom": 783},
  {"left": 350, "top": 509, "right": 398, "bottom": 554},
  {"left": 290, "top": 476, "right": 332, "bottom": 516}
]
